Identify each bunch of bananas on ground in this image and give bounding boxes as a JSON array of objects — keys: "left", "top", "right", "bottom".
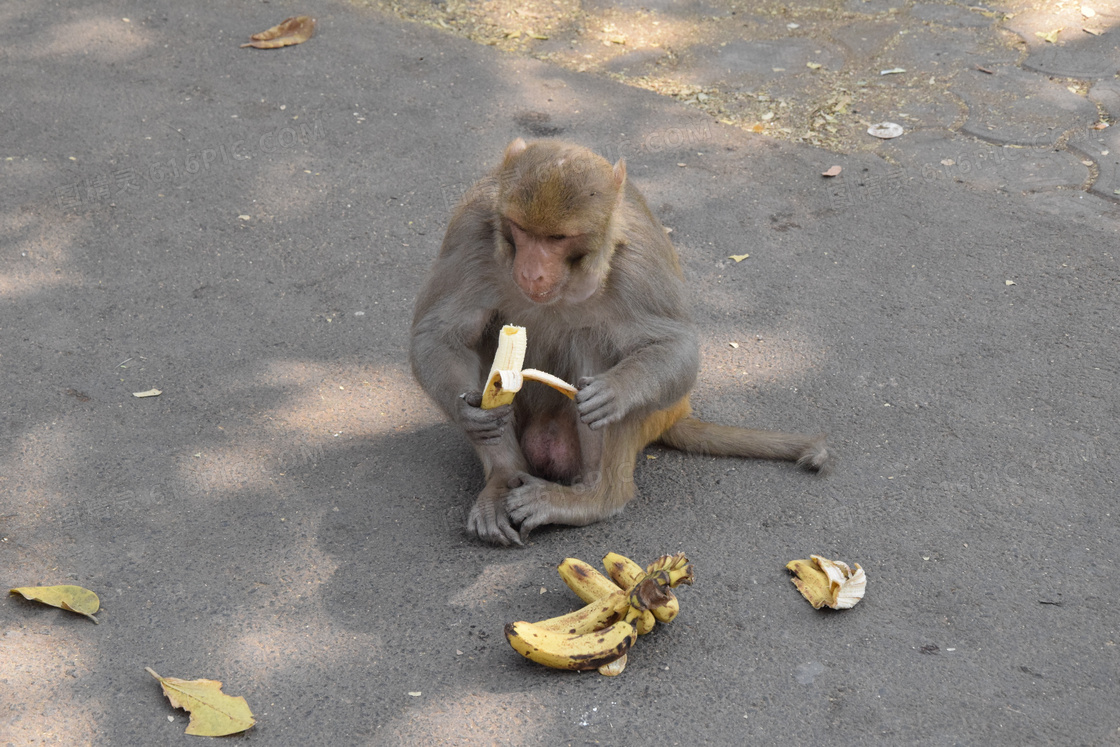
[{"left": 504, "top": 552, "right": 694, "bottom": 676}]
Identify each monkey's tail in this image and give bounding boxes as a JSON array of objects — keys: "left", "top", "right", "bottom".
[{"left": 657, "top": 416, "right": 828, "bottom": 471}]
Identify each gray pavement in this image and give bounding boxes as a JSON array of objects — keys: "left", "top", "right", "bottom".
[{"left": 2, "top": 0, "right": 1119, "bottom": 744}]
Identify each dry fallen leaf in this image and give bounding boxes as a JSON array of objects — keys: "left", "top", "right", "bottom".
[
  {"left": 242, "top": 16, "right": 316, "bottom": 49},
  {"left": 1035, "top": 28, "right": 1062, "bottom": 43},
  {"left": 806, "top": 62, "right": 822, "bottom": 70},
  {"left": 786, "top": 556, "right": 866, "bottom": 609},
  {"left": 728, "top": 253, "right": 750, "bottom": 262},
  {"left": 1005, "top": 279, "right": 1016, "bottom": 286},
  {"left": 147, "top": 668, "right": 256, "bottom": 736},
  {"left": 1090, "top": 122, "right": 1109, "bottom": 130},
  {"left": 10, "top": 585, "right": 100, "bottom": 623},
  {"left": 822, "top": 165, "right": 842, "bottom": 177},
  {"left": 133, "top": 389, "right": 161, "bottom": 398}
]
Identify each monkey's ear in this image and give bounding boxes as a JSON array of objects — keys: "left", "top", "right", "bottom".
[
  {"left": 505, "top": 138, "right": 528, "bottom": 159},
  {"left": 612, "top": 158, "right": 627, "bottom": 190}
]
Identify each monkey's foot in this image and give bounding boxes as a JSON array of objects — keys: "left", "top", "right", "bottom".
[
  {"left": 506, "top": 477, "right": 608, "bottom": 542},
  {"left": 467, "top": 485, "right": 523, "bottom": 547}
]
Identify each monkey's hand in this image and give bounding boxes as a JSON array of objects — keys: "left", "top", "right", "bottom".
[
  {"left": 576, "top": 376, "right": 626, "bottom": 430},
  {"left": 467, "top": 479, "right": 523, "bottom": 547},
  {"left": 457, "top": 392, "right": 512, "bottom": 445}
]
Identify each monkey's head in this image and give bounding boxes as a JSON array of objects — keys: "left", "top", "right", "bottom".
[{"left": 497, "top": 138, "right": 627, "bottom": 304}]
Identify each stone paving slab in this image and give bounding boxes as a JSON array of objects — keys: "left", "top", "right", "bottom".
[
  {"left": 954, "top": 66, "right": 1099, "bottom": 146},
  {"left": 1069, "top": 125, "right": 1120, "bottom": 202},
  {"left": 685, "top": 38, "right": 847, "bottom": 89},
  {"left": 880, "top": 129, "right": 1090, "bottom": 194}
]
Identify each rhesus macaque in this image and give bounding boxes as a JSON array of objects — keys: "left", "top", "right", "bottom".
[{"left": 411, "top": 138, "right": 827, "bottom": 546}]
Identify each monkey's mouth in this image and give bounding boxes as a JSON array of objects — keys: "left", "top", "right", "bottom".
[{"left": 523, "top": 287, "right": 559, "bottom": 305}]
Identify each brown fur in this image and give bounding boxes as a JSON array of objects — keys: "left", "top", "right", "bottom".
[{"left": 410, "top": 139, "right": 827, "bottom": 545}]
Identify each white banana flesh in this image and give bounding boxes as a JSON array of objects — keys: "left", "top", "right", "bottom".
[{"left": 481, "top": 325, "right": 577, "bottom": 409}]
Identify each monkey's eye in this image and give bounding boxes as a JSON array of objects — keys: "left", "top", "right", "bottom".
[{"left": 550, "top": 234, "right": 567, "bottom": 241}]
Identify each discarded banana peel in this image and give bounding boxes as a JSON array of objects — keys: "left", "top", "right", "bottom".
[
  {"left": 481, "top": 325, "right": 577, "bottom": 409},
  {"left": 505, "top": 552, "right": 694, "bottom": 674},
  {"left": 786, "top": 555, "right": 866, "bottom": 610}
]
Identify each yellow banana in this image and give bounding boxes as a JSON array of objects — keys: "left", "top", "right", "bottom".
[
  {"left": 604, "top": 552, "right": 681, "bottom": 624},
  {"left": 504, "top": 618, "right": 636, "bottom": 671},
  {"left": 533, "top": 588, "right": 630, "bottom": 634},
  {"left": 481, "top": 325, "right": 577, "bottom": 409},
  {"left": 557, "top": 558, "right": 655, "bottom": 635}
]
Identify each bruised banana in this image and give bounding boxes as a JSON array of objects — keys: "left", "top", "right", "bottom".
[
  {"left": 507, "top": 553, "right": 693, "bottom": 673},
  {"left": 558, "top": 558, "right": 655, "bottom": 635},
  {"left": 604, "top": 552, "right": 681, "bottom": 624},
  {"left": 504, "top": 617, "right": 637, "bottom": 671},
  {"left": 481, "top": 325, "right": 577, "bottom": 409},
  {"left": 533, "top": 587, "right": 632, "bottom": 635},
  {"left": 560, "top": 557, "right": 654, "bottom": 636},
  {"left": 540, "top": 554, "right": 693, "bottom": 636}
]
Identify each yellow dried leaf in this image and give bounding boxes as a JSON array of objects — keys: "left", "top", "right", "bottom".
[
  {"left": 729, "top": 254, "right": 750, "bottom": 262},
  {"left": 807, "top": 62, "right": 822, "bottom": 70},
  {"left": 242, "top": 16, "right": 315, "bottom": 49},
  {"left": 146, "top": 668, "right": 255, "bottom": 736},
  {"left": 10, "top": 585, "right": 100, "bottom": 622},
  {"left": 133, "top": 388, "right": 161, "bottom": 398},
  {"left": 1035, "top": 28, "right": 1062, "bottom": 43}
]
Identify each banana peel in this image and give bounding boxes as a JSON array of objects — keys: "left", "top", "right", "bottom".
[
  {"left": 786, "top": 555, "right": 866, "bottom": 610},
  {"left": 481, "top": 325, "right": 577, "bottom": 409}
]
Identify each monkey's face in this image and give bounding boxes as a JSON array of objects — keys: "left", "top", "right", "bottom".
[{"left": 503, "top": 218, "right": 598, "bottom": 304}]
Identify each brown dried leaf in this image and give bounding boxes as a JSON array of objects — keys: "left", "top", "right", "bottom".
[
  {"left": 822, "top": 165, "right": 842, "bottom": 177},
  {"left": 242, "top": 16, "right": 315, "bottom": 49}
]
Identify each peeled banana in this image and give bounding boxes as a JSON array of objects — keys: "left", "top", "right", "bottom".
[
  {"left": 480, "top": 325, "right": 577, "bottom": 409},
  {"left": 505, "top": 551, "right": 694, "bottom": 675}
]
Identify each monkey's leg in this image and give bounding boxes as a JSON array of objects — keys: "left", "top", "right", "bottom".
[
  {"left": 505, "top": 417, "right": 643, "bottom": 540},
  {"left": 466, "top": 427, "right": 531, "bottom": 546}
]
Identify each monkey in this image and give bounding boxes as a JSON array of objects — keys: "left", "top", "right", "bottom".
[{"left": 410, "top": 138, "right": 827, "bottom": 546}]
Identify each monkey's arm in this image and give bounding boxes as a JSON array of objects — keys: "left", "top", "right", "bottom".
[{"left": 577, "top": 314, "right": 700, "bottom": 429}]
